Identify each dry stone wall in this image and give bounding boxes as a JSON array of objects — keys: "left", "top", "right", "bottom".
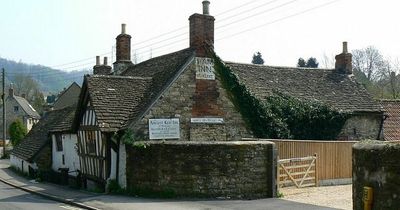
[{"left": 126, "top": 141, "right": 277, "bottom": 199}]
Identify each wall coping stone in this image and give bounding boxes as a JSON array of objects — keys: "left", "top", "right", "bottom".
[{"left": 132, "top": 140, "right": 275, "bottom": 146}]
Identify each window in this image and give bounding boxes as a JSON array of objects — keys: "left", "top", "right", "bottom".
[
  {"left": 14, "top": 106, "right": 19, "bottom": 112},
  {"left": 86, "top": 131, "right": 96, "bottom": 154},
  {"left": 55, "top": 134, "right": 63, "bottom": 151}
]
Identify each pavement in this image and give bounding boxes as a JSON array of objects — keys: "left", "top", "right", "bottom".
[{"left": 0, "top": 159, "right": 338, "bottom": 210}]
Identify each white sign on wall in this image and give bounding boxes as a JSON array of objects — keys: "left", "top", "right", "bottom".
[
  {"left": 195, "top": 57, "right": 215, "bottom": 80},
  {"left": 191, "top": 118, "right": 224, "bottom": 124},
  {"left": 149, "top": 118, "right": 180, "bottom": 139}
]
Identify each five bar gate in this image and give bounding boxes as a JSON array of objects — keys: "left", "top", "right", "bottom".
[{"left": 277, "top": 154, "right": 318, "bottom": 188}]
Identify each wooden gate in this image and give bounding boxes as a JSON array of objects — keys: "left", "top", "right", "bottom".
[{"left": 278, "top": 154, "right": 318, "bottom": 188}]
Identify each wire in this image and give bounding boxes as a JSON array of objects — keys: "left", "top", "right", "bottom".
[
  {"left": 217, "top": 0, "right": 340, "bottom": 41},
  {"left": 217, "top": 0, "right": 300, "bottom": 30},
  {"left": 216, "top": 0, "right": 281, "bottom": 23}
]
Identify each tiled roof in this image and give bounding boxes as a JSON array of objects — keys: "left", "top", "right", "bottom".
[
  {"left": 85, "top": 75, "right": 153, "bottom": 132},
  {"left": 75, "top": 48, "right": 195, "bottom": 132},
  {"left": 49, "top": 105, "right": 77, "bottom": 133},
  {"left": 380, "top": 100, "right": 400, "bottom": 141},
  {"left": 225, "top": 62, "right": 383, "bottom": 113},
  {"left": 14, "top": 96, "right": 41, "bottom": 119},
  {"left": 122, "top": 48, "right": 195, "bottom": 96},
  {"left": 53, "top": 82, "right": 81, "bottom": 110},
  {"left": 11, "top": 106, "right": 75, "bottom": 162}
]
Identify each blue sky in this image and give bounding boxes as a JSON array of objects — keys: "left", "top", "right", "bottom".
[{"left": 1, "top": 0, "right": 399, "bottom": 71}]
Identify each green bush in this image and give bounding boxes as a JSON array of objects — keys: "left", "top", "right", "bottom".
[{"left": 9, "top": 119, "right": 27, "bottom": 146}]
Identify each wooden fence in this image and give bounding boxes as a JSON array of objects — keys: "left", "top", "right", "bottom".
[{"left": 244, "top": 138, "right": 358, "bottom": 182}]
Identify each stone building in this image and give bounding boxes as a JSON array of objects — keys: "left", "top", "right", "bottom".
[
  {"left": 72, "top": 0, "right": 382, "bottom": 197},
  {"left": 226, "top": 43, "right": 383, "bottom": 140},
  {"left": 0, "top": 85, "right": 40, "bottom": 139}
]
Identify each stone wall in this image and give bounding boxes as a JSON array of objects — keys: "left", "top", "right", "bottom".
[
  {"left": 353, "top": 141, "right": 400, "bottom": 209},
  {"left": 126, "top": 141, "right": 277, "bottom": 199},
  {"left": 131, "top": 59, "right": 250, "bottom": 141},
  {"left": 339, "top": 113, "right": 382, "bottom": 140}
]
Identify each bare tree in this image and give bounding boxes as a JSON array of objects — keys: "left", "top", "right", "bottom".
[
  {"left": 352, "top": 46, "right": 385, "bottom": 81},
  {"left": 320, "top": 53, "right": 335, "bottom": 69}
]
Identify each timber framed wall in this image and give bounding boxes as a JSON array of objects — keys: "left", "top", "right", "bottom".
[{"left": 245, "top": 138, "right": 357, "bottom": 184}]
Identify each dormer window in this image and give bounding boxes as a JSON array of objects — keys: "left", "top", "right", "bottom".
[{"left": 14, "top": 106, "right": 19, "bottom": 112}]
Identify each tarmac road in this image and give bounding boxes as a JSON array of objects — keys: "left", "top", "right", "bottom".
[{"left": 0, "top": 181, "right": 83, "bottom": 210}]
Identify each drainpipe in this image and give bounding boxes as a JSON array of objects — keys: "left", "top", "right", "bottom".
[{"left": 377, "top": 114, "right": 388, "bottom": 140}]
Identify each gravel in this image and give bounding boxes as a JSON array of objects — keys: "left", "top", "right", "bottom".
[{"left": 279, "top": 184, "right": 352, "bottom": 210}]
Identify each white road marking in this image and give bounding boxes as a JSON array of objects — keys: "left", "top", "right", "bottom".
[{"left": 59, "top": 205, "right": 84, "bottom": 210}]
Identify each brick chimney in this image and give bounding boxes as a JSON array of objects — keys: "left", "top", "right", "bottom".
[
  {"left": 189, "top": 1, "right": 215, "bottom": 57},
  {"left": 8, "top": 84, "right": 14, "bottom": 97},
  {"left": 335, "top": 42, "right": 353, "bottom": 74},
  {"left": 93, "top": 56, "right": 112, "bottom": 75},
  {"left": 113, "top": 23, "right": 133, "bottom": 75}
]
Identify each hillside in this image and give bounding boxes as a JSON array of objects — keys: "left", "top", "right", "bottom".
[{"left": 0, "top": 57, "right": 91, "bottom": 94}]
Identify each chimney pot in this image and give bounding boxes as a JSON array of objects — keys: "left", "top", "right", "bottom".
[
  {"left": 343, "top": 42, "right": 348, "bottom": 54},
  {"left": 104, "top": 57, "right": 108, "bottom": 65},
  {"left": 121, "top": 24, "right": 126, "bottom": 34},
  {"left": 202, "top": 1, "right": 210, "bottom": 15},
  {"left": 96, "top": 56, "right": 100, "bottom": 65}
]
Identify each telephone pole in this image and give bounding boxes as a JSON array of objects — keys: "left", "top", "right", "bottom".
[{"left": 2, "top": 68, "right": 6, "bottom": 158}]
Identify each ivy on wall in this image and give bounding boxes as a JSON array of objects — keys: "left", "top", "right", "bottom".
[{"left": 213, "top": 54, "right": 350, "bottom": 140}]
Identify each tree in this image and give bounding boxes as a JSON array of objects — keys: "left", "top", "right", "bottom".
[
  {"left": 352, "top": 46, "right": 385, "bottom": 81},
  {"left": 306, "top": 57, "right": 319, "bottom": 68},
  {"left": 320, "top": 53, "right": 335, "bottom": 69},
  {"left": 252, "top": 52, "right": 265, "bottom": 65},
  {"left": 297, "top": 58, "right": 306, "bottom": 67},
  {"left": 9, "top": 119, "right": 27, "bottom": 146},
  {"left": 12, "top": 73, "right": 44, "bottom": 113}
]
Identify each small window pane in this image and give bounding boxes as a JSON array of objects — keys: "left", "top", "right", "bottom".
[{"left": 55, "top": 134, "right": 63, "bottom": 151}]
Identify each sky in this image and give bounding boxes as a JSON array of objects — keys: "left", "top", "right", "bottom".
[{"left": 0, "top": 0, "right": 399, "bottom": 71}]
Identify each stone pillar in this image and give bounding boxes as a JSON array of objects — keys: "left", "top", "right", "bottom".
[{"left": 353, "top": 141, "right": 400, "bottom": 209}]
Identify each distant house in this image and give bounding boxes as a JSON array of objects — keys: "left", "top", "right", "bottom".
[
  {"left": 0, "top": 86, "right": 40, "bottom": 139},
  {"left": 380, "top": 100, "right": 400, "bottom": 140},
  {"left": 53, "top": 82, "right": 81, "bottom": 110}
]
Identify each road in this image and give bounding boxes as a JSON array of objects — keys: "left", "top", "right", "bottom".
[{"left": 0, "top": 181, "right": 83, "bottom": 210}]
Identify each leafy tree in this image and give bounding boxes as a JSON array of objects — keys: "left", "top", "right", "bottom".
[
  {"left": 306, "top": 57, "right": 319, "bottom": 68},
  {"left": 298, "top": 57, "right": 319, "bottom": 68},
  {"left": 9, "top": 119, "right": 27, "bottom": 146},
  {"left": 252, "top": 52, "right": 265, "bottom": 65},
  {"left": 297, "top": 58, "right": 306, "bottom": 67}
]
